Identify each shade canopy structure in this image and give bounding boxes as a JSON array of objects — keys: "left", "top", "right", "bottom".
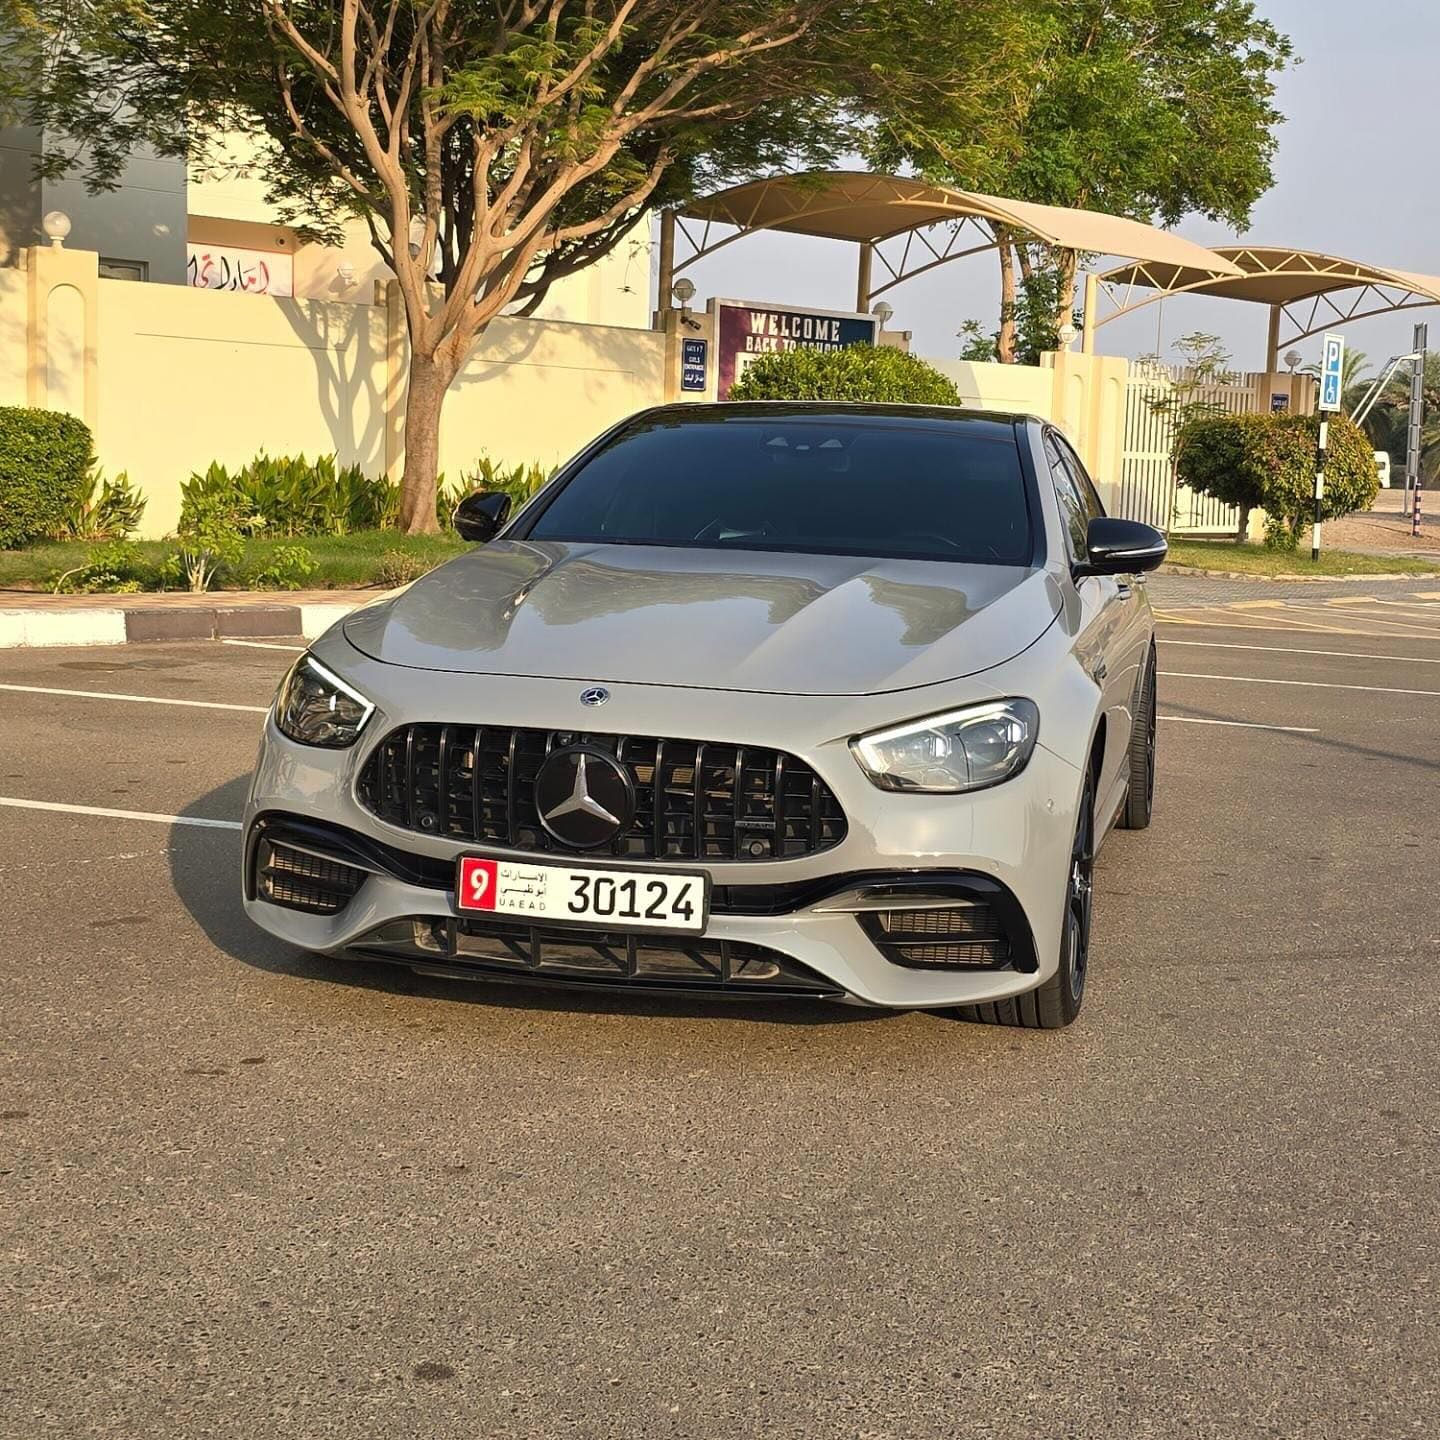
[
  {"left": 1094, "top": 246, "right": 1440, "bottom": 366},
  {"left": 660, "top": 171, "right": 1243, "bottom": 316}
]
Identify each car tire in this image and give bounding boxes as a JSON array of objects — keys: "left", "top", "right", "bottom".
[
  {"left": 1118, "top": 643, "right": 1157, "bottom": 831},
  {"left": 951, "top": 766, "right": 1095, "bottom": 1031}
]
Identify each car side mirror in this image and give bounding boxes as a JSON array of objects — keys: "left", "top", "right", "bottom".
[
  {"left": 1076, "top": 517, "right": 1167, "bottom": 577},
  {"left": 452, "top": 491, "right": 512, "bottom": 543}
]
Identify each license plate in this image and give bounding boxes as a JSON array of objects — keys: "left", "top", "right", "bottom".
[{"left": 455, "top": 855, "right": 709, "bottom": 933}]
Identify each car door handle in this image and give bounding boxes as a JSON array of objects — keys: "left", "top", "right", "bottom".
[
  {"left": 1116, "top": 582, "right": 1133, "bottom": 599},
  {"left": 1091, "top": 659, "right": 1108, "bottom": 683}
]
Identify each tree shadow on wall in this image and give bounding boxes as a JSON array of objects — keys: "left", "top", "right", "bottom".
[{"left": 277, "top": 294, "right": 390, "bottom": 475}]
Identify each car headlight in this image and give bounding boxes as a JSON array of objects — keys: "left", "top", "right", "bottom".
[
  {"left": 851, "top": 699, "right": 1039, "bottom": 794},
  {"left": 274, "top": 656, "right": 375, "bottom": 748}
]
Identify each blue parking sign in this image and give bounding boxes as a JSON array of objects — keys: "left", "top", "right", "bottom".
[{"left": 1319, "top": 333, "right": 1345, "bottom": 412}]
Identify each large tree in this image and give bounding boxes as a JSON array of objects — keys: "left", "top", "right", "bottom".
[
  {"left": 881, "top": 0, "right": 1292, "bottom": 362},
  {"left": 26, "top": 0, "right": 1030, "bottom": 531}
]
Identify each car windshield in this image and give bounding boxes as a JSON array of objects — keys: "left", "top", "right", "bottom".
[{"left": 523, "top": 410, "right": 1033, "bottom": 564}]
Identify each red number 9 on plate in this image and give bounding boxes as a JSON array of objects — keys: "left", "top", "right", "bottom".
[{"left": 458, "top": 857, "right": 498, "bottom": 910}]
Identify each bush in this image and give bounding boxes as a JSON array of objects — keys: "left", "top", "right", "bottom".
[
  {"left": 173, "top": 491, "right": 245, "bottom": 592},
  {"left": 728, "top": 344, "right": 962, "bottom": 406},
  {"left": 1176, "top": 412, "right": 1380, "bottom": 550},
  {"left": 373, "top": 548, "right": 436, "bottom": 587},
  {"left": 180, "top": 454, "right": 394, "bottom": 537},
  {"left": 52, "top": 540, "right": 158, "bottom": 594},
  {"left": 0, "top": 407, "right": 96, "bottom": 548},
  {"left": 179, "top": 451, "right": 550, "bottom": 537},
  {"left": 245, "top": 543, "right": 317, "bottom": 591},
  {"left": 55, "top": 469, "right": 147, "bottom": 541}
]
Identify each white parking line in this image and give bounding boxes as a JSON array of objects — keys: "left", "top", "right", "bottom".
[
  {"left": 220, "top": 639, "right": 306, "bottom": 652},
  {"left": 1161, "top": 671, "right": 1440, "bottom": 698},
  {"left": 0, "top": 796, "right": 242, "bottom": 829},
  {"left": 0, "top": 682, "right": 268, "bottom": 713},
  {"left": 1158, "top": 715, "right": 1318, "bottom": 734},
  {"left": 1162, "top": 639, "right": 1440, "bottom": 665}
]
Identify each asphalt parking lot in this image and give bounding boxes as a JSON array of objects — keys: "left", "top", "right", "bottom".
[{"left": 3, "top": 593, "right": 1439, "bottom": 1439}]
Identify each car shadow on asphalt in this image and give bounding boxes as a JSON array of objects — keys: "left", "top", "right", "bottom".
[{"left": 169, "top": 777, "right": 884, "bottom": 1028}]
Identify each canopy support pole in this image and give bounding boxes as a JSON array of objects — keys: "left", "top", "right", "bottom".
[
  {"left": 856, "top": 242, "right": 873, "bottom": 312},
  {"left": 656, "top": 210, "right": 676, "bottom": 322},
  {"left": 1081, "top": 273, "right": 1098, "bottom": 354},
  {"left": 1265, "top": 303, "right": 1282, "bottom": 374}
]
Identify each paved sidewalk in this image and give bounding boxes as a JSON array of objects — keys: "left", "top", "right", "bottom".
[{"left": 0, "top": 587, "right": 379, "bottom": 648}]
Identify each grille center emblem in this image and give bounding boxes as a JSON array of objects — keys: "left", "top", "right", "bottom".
[
  {"left": 534, "top": 745, "right": 635, "bottom": 849},
  {"left": 579, "top": 686, "right": 610, "bottom": 707}
]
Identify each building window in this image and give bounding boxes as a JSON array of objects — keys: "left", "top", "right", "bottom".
[{"left": 99, "top": 258, "right": 148, "bottom": 282}]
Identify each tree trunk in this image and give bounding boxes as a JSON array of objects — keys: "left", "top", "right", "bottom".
[
  {"left": 399, "top": 350, "right": 453, "bottom": 535},
  {"left": 1055, "top": 247, "right": 1079, "bottom": 334},
  {"left": 996, "top": 228, "right": 1017, "bottom": 365}
]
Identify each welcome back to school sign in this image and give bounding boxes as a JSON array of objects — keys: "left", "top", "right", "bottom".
[{"left": 714, "top": 299, "right": 878, "bottom": 399}]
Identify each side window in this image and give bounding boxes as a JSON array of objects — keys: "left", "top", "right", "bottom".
[
  {"left": 1053, "top": 433, "right": 1106, "bottom": 522},
  {"left": 1043, "top": 433, "right": 1090, "bottom": 561}
]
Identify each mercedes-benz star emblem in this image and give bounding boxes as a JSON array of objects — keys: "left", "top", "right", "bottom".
[
  {"left": 579, "top": 686, "right": 610, "bottom": 707},
  {"left": 534, "top": 745, "right": 635, "bottom": 849}
]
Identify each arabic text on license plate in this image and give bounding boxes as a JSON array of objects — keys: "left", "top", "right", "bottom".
[{"left": 456, "top": 856, "right": 707, "bottom": 932}]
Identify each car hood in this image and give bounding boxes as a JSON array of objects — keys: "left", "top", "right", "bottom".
[{"left": 343, "top": 541, "right": 1059, "bottom": 697}]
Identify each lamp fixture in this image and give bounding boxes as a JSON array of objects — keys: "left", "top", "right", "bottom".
[
  {"left": 871, "top": 300, "right": 894, "bottom": 329},
  {"left": 42, "top": 210, "right": 71, "bottom": 248}
]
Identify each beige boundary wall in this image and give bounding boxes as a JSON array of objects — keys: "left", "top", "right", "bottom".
[
  {"left": 5, "top": 243, "right": 1128, "bottom": 537},
  {"left": 9, "top": 244, "right": 666, "bottom": 537}
]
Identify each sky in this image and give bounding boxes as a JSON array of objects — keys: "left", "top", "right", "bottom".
[{"left": 670, "top": 0, "right": 1440, "bottom": 379}]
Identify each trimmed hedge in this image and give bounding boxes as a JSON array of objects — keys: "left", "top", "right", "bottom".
[
  {"left": 0, "top": 407, "right": 96, "bottom": 549},
  {"left": 728, "top": 344, "right": 962, "bottom": 406},
  {"left": 1176, "top": 411, "right": 1379, "bottom": 549}
]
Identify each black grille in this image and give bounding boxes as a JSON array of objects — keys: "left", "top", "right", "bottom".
[
  {"left": 256, "top": 838, "right": 366, "bottom": 915},
  {"left": 357, "top": 725, "right": 847, "bottom": 862},
  {"left": 350, "top": 916, "right": 842, "bottom": 997},
  {"left": 861, "top": 902, "right": 1013, "bottom": 970}
]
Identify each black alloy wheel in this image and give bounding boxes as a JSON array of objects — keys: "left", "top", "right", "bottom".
[
  {"left": 1064, "top": 768, "right": 1096, "bottom": 1009},
  {"left": 950, "top": 766, "right": 1095, "bottom": 1031},
  {"left": 1120, "top": 644, "right": 1157, "bottom": 830}
]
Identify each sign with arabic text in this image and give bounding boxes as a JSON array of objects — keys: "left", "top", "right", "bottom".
[{"left": 186, "top": 244, "right": 294, "bottom": 298}]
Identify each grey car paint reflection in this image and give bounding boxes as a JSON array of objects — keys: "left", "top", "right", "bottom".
[{"left": 343, "top": 542, "right": 1059, "bottom": 696}]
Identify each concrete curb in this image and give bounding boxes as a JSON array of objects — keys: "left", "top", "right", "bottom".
[{"left": 0, "top": 599, "right": 358, "bottom": 649}]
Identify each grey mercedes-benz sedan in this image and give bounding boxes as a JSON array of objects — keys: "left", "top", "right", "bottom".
[{"left": 243, "top": 402, "right": 1166, "bottom": 1028}]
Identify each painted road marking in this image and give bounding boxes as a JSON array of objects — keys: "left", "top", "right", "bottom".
[
  {"left": 0, "top": 796, "right": 242, "bottom": 830},
  {"left": 0, "top": 683, "right": 268, "bottom": 713},
  {"left": 1162, "top": 639, "right": 1440, "bottom": 665},
  {"left": 1159, "top": 716, "right": 1318, "bottom": 734},
  {"left": 1161, "top": 671, "right": 1440, "bottom": 698},
  {"left": 221, "top": 639, "right": 306, "bottom": 652}
]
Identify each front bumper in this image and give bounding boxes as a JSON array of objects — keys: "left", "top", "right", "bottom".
[{"left": 243, "top": 661, "right": 1082, "bottom": 1010}]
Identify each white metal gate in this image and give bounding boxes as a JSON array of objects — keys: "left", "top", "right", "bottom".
[{"left": 1116, "top": 365, "right": 1294, "bottom": 535}]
